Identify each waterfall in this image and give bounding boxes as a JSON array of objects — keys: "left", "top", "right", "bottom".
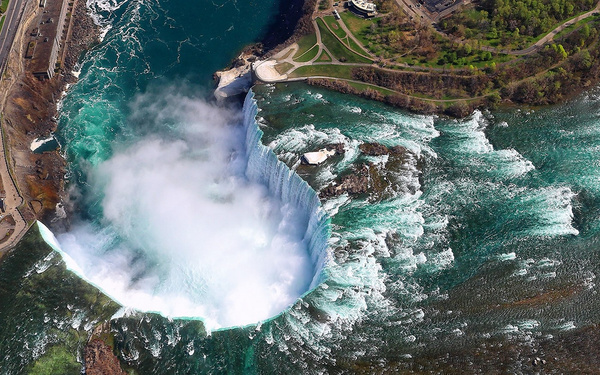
[
  {"left": 36, "top": 89, "right": 331, "bottom": 328},
  {"left": 242, "top": 90, "right": 330, "bottom": 290}
]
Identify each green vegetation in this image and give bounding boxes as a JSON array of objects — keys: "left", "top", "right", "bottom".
[
  {"left": 29, "top": 346, "right": 81, "bottom": 375},
  {"left": 289, "top": 64, "right": 355, "bottom": 79},
  {"left": 348, "top": 37, "right": 368, "bottom": 56},
  {"left": 0, "top": 225, "right": 122, "bottom": 373},
  {"left": 274, "top": 0, "right": 600, "bottom": 115},
  {"left": 316, "top": 50, "right": 332, "bottom": 62},
  {"left": 279, "top": 49, "right": 295, "bottom": 60},
  {"left": 340, "top": 9, "right": 376, "bottom": 45},
  {"left": 554, "top": 13, "right": 600, "bottom": 40},
  {"left": 324, "top": 14, "right": 370, "bottom": 56},
  {"left": 293, "top": 33, "right": 318, "bottom": 60},
  {"left": 0, "top": 0, "right": 8, "bottom": 14},
  {"left": 316, "top": 18, "right": 372, "bottom": 63},
  {"left": 443, "top": 0, "right": 596, "bottom": 49},
  {"left": 324, "top": 15, "right": 347, "bottom": 39},
  {"left": 0, "top": 15, "right": 5, "bottom": 32},
  {"left": 295, "top": 45, "right": 320, "bottom": 62},
  {"left": 345, "top": 80, "right": 399, "bottom": 96}
]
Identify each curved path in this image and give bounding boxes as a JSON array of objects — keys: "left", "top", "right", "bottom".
[
  {"left": 434, "top": 0, "right": 600, "bottom": 56},
  {"left": 254, "top": 1, "right": 600, "bottom": 106},
  {"left": 509, "top": 1, "right": 600, "bottom": 55},
  {"left": 0, "top": 122, "right": 27, "bottom": 257}
]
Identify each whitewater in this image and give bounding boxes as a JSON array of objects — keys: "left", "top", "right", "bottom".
[
  {"left": 4, "top": 0, "right": 600, "bottom": 372},
  {"left": 45, "top": 90, "right": 329, "bottom": 330}
]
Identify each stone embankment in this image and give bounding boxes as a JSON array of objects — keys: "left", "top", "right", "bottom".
[{"left": 0, "top": 0, "right": 101, "bottom": 257}]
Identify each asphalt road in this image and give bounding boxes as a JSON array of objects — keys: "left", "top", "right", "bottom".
[{"left": 0, "top": 0, "right": 28, "bottom": 76}]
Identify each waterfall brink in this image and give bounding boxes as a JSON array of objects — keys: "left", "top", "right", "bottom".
[
  {"left": 243, "top": 90, "right": 330, "bottom": 289},
  {"left": 37, "top": 89, "right": 330, "bottom": 329}
]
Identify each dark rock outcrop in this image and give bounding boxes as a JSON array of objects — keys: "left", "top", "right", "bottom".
[
  {"left": 320, "top": 164, "right": 370, "bottom": 198},
  {"left": 319, "top": 142, "right": 419, "bottom": 200},
  {"left": 359, "top": 142, "right": 408, "bottom": 157},
  {"left": 84, "top": 339, "right": 126, "bottom": 375},
  {"left": 325, "top": 143, "right": 346, "bottom": 155}
]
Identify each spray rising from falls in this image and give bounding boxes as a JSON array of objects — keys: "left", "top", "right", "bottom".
[{"left": 47, "top": 90, "right": 330, "bottom": 330}]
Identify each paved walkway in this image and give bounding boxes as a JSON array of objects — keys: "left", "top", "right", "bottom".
[
  {"left": 0, "top": 0, "right": 31, "bottom": 257},
  {"left": 0, "top": 123, "right": 27, "bottom": 256},
  {"left": 253, "top": 0, "right": 600, "bottom": 105},
  {"left": 507, "top": 0, "right": 600, "bottom": 56},
  {"left": 420, "top": 0, "right": 600, "bottom": 56}
]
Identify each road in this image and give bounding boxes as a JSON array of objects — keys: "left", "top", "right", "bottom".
[
  {"left": 510, "top": 1, "right": 600, "bottom": 55},
  {"left": 0, "top": 0, "right": 29, "bottom": 257},
  {"left": 0, "top": 0, "right": 28, "bottom": 77}
]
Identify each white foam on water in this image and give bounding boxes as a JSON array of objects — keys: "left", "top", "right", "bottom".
[
  {"left": 267, "top": 125, "right": 347, "bottom": 154},
  {"left": 525, "top": 186, "right": 579, "bottom": 237},
  {"left": 555, "top": 321, "right": 576, "bottom": 331},
  {"left": 497, "top": 252, "right": 517, "bottom": 261},
  {"left": 441, "top": 111, "right": 535, "bottom": 178},
  {"left": 50, "top": 90, "right": 329, "bottom": 331}
]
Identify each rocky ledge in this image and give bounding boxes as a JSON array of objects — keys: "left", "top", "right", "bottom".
[{"left": 320, "top": 142, "right": 421, "bottom": 200}]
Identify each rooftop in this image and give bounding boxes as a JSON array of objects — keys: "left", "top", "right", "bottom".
[
  {"left": 29, "top": 0, "right": 68, "bottom": 77},
  {"left": 350, "top": 0, "right": 377, "bottom": 13}
]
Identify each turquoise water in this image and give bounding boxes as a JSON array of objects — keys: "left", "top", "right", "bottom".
[{"left": 4, "top": 0, "right": 600, "bottom": 372}]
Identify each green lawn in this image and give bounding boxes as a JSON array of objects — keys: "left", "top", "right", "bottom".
[
  {"left": 316, "top": 18, "right": 372, "bottom": 63},
  {"left": 0, "top": 16, "right": 4, "bottom": 32},
  {"left": 293, "top": 33, "right": 318, "bottom": 60},
  {"left": 316, "top": 50, "right": 332, "bottom": 62},
  {"left": 340, "top": 11, "right": 376, "bottom": 47},
  {"left": 323, "top": 15, "right": 347, "bottom": 39},
  {"left": 295, "top": 45, "right": 320, "bottom": 62},
  {"left": 348, "top": 37, "right": 368, "bottom": 56},
  {"left": 289, "top": 64, "right": 355, "bottom": 79},
  {"left": 0, "top": 0, "right": 8, "bottom": 13}
]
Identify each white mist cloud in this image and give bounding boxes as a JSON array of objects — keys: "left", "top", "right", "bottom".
[{"left": 57, "top": 89, "right": 315, "bottom": 329}]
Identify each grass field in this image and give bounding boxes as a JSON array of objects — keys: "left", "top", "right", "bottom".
[
  {"left": 293, "top": 33, "right": 318, "bottom": 60},
  {"left": 295, "top": 45, "right": 320, "bottom": 62},
  {"left": 339, "top": 11, "right": 376, "bottom": 46},
  {"left": 316, "top": 50, "right": 332, "bottom": 62},
  {"left": 275, "top": 62, "right": 294, "bottom": 74},
  {"left": 288, "top": 64, "right": 355, "bottom": 79},
  {"left": 0, "top": 0, "right": 8, "bottom": 14},
  {"left": 323, "top": 15, "right": 347, "bottom": 39},
  {"left": 316, "top": 18, "right": 372, "bottom": 63}
]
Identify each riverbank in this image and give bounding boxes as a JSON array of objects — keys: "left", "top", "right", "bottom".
[
  {"left": 0, "top": 0, "right": 100, "bottom": 238},
  {"left": 217, "top": 0, "right": 600, "bottom": 117}
]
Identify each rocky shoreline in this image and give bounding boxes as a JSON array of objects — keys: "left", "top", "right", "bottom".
[
  {"left": 0, "top": 0, "right": 100, "bottom": 229},
  {"left": 0, "top": 3, "right": 128, "bottom": 373}
]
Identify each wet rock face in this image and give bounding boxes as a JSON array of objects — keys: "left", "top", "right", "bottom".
[
  {"left": 359, "top": 142, "right": 408, "bottom": 157},
  {"left": 325, "top": 143, "right": 346, "bottom": 155},
  {"left": 359, "top": 142, "right": 389, "bottom": 156},
  {"left": 84, "top": 339, "right": 126, "bottom": 375},
  {"left": 320, "top": 164, "right": 369, "bottom": 198},
  {"left": 319, "top": 142, "right": 420, "bottom": 200}
]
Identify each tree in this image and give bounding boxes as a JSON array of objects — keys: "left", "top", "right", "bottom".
[{"left": 556, "top": 44, "right": 568, "bottom": 59}]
